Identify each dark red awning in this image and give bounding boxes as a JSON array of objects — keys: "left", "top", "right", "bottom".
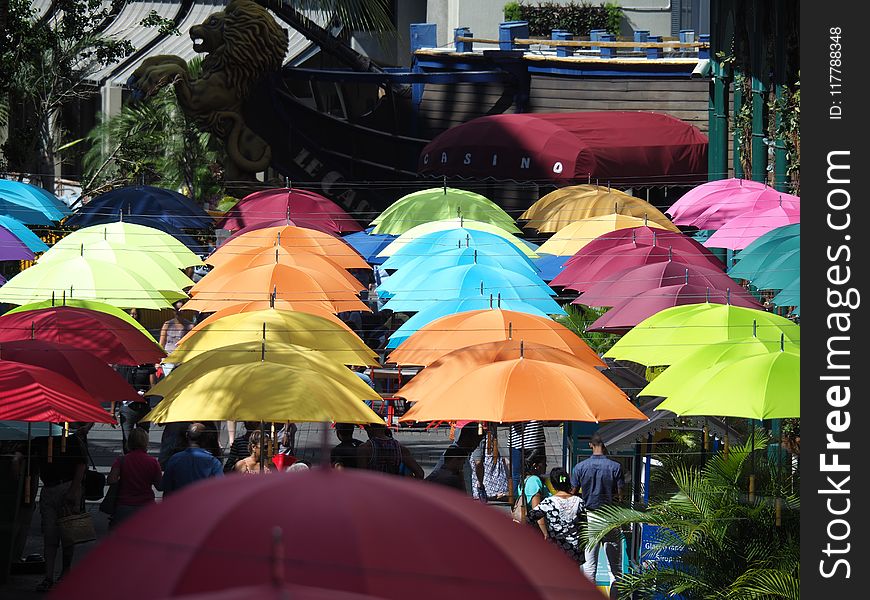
[{"left": 418, "top": 112, "right": 708, "bottom": 185}]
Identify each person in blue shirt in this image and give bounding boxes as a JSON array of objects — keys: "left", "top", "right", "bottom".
[
  {"left": 161, "top": 423, "right": 223, "bottom": 496},
  {"left": 517, "top": 449, "right": 550, "bottom": 537},
  {"left": 570, "top": 433, "right": 624, "bottom": 599}
]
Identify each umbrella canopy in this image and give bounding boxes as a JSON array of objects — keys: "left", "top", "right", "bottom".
[
  {"left": 0, "top": 306, "right": 165, "bottom": 366},
  {"left": 52, "top": 469, "right": 599, "bottom": 600},
  {"left": 533, "top": 254, "right": 570, "bottom": 282},
  {"left": 0, "top": 179, "right": 71, "bottom": 224},
  {"left": 0, "top": 421, "right": 61, "bottom": 440},
  {"left": 186, "top": 300, "right": 349, "bottom": 329},
  {"left": 703, "top": 203, "right": 800, "bottom": 250},
  {"left": 0, "top": 256, "right": 187, "bottom": 309},
  {"left": 738, "top": 246, "right": 799, "bottom": 291},
  {"left": 220, "top": 216, "right": 339, "bottom": 240},
  {"left": 371, "top": 188, "right": 518, "bottom": 235},
  {"left": 341, "top": 228, "right": 397, "bottom": 264},
  {"left": 520, "top": 185, "right": 678, "bottom": 233},
  {"left": 727, "top": 224, "right": 800, "bottom": 281},
  {"left": 0, "top": 340, "right": 139, "bottom": 404},
  {"left": 604, "top": 303, "right": 801, "bottom": 366},
  {"left": 585, "top": 284, "right": 764, "bottom": 334},
  {"left": 536, "top": 214, "right": 671, "bottom": 256},
  {"left": 770, "top": 277, "right": 800, "bottom": 311},
  {"left": 207, "top": 225, "right": 369, "bottom": 270},
  {"left": 41, "top": 221, "right": 204, "bottom": 269},
  {"left": 644, "top": 339, "right": 800, "bottom": 419},
  {"left": 379, "top": 228, "right": 538, "bottom": 267},
  {"left": 388, "top": 309, "right": 603, "bottom": 367},
  {"left": 379, "top": 219, "right": 524, "bottom": 259},
  {"left": 0, "top": 360, "right": 115, "bottom": 423},
  {"left": 143, "top": 342, "right": 382, "bottom": 424},
  {"left": 5, "top": 299, "right": 158, "bottom": 344},
  {"left": 399, "top": 356, "right": 646, "bottom": 423},
  {"left": 0, "top": 225, "right": 35, "bottom": 261},
  {"left": 667, "top": 178, "right": 800, "bottom": 229},
  {"left": 64, "top": 185, "right": 213, "bottom": 230},
  {"left": 167, "top": 309, "right": 378, "bottom": 367},
  {"left": 575, "top": 260, "right": 756, "bottom": 308},
  {"left": 0, "top": 215, "right": 50, "bottom": 253},
  {"left": 216, "top": 188, "right": 362, "bottom": 234}
]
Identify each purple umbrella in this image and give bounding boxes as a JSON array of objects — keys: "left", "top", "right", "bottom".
[{"left": 0, "top": 225, "right": 36, "bottom": 261}]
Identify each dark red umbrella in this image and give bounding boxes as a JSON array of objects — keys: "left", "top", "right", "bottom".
[
  {"left": 0, "top": 360, "right": 116, "bottom": 423},
  {"left": 217, "top": 188, "right": 362, "bottom": 234},
  {"left": 574, "top": 260, "right": 758, "bottom": 308},
  {"left": 160, "top": 583, "right": 387, "bottom": 600},
  {"left": 52, "top": 469, "right": 598, "bottom": 600},
  {"left": 0, "top": 307, "right": 165, "bottom": 366},
  {"left": 0, "top": 340, "right": 139, "bottom": 404},
  {"left": 585, "top": 284, "right": 764, "bottom": 334}
]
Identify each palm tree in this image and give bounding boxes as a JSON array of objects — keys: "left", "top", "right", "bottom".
[
  {"left": 554, "top": 303, "right": 619, "bottom": 355},
  {"left": 584, "top": 430, "right": 799, "bottom": 599}
]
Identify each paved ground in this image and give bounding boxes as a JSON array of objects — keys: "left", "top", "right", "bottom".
[{"left": 1, "top": 421, "right": 565, "bottom": 598}]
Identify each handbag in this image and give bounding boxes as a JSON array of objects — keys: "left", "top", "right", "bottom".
[
  {"left": 57, "top": 511, "right": 97, "bottom": 546},
  {"left": 511, "top": 493, "right": 527, "bottom": 523},
  {"left": 83, "top": 444, "right": 106, "bottom": 501},
  {"left": 99, "top": 456, "right": 124, "bottom": 515}
]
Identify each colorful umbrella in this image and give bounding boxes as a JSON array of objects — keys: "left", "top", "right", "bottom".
[
  {"left": 0, "top": 225, "right": 35, "bottom": 261},
  {"left": 667, "top": 178, "right": 799, "bottom": 229},
  {"left": 0, "top": 215, "right": 50, "bottom": 253},
  {"left": 739, "top": 246, "right": 799, "bottom": 291},
  {"left": 770, "top": 278, "right": 800, "bottom": 311},
  {"left": 604, "top": 303, "right": 801, "bottom": 366},
  {"left": 0, "top": 421, "right": 61, "bottom": 440},
  {"left": 341, "top": 228, "right": 397, "bottom": 264},
  {"left": 53, "top": 469, "right": 599, "bottom": 600},
  {"left": 533, "top": 254, "right": 570, "bottom": 282},
  {"left": 65, "top": 185, "right": 213, "bottom": 230},
  {"left": 371, "top": 187, "right": 518, "bottom": 235},
  {"left": 190, "top": 299, "right": 349, "bottom": 329},
  {"left": 703, "top": 202, "right": 800, "bottom": 250},
  {"left": 379, "top": 228, "right": 538, "bottom": 267},
  {"left": 0, "top": 340, "right": 139, "bottom": 404},
  {"left": 379, "top": 219, "right": 524, "bottom": 258},
  {"left": 536, "top": 214, "right": 671, "bottom": 256},
  {"left": 585, "top": 284, "right": 764, "bottom": 334},
  {"left": 167, "top": 309, "right": 378, "bottom": 366},
  {"left": 520, "top": 184, "right": 678, "bottom": 233},
  {"left": 388, "top": 308, "right": 603, "bottom": 367},
  {"left": 0, "top": 360, "right": 115, "bottom": 423},
  {"left": 0, "top": 306, "right": 165, "bottom": 365},
  {"left": 220, "top": 216, "right": 338, "bottom": 239},
  {"left": 216, "top": 188, "right": 362, "bottom": 234},
  {"left": 0, "top": 179, "right": 71, "bottom": 224},
  {"left": 727, "top": 223, "right": 799, "bottom": 282}
]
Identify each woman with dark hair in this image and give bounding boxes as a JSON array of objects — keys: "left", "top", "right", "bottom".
[
  {"left": 517, "top": 449, "right": 550, "bottom": 536},
  {"left": 106, "top": 427, "right": 162, "bottom": 528},
  {"left": 232, "top": 430, "right": 273, "bottom": 474},
  {"left": 527, "top": 467, "right": 586, "bottom": 566}
]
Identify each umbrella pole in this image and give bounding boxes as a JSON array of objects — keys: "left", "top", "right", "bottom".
[
  {"left": 25, "top": 423, "right": 32, "bottom": 504},
  {"left": 260, "top": 421, "right": 265, "bottom": 474},
  {"left": 749, "top": 425, "right": 756, "bottom": 502}
]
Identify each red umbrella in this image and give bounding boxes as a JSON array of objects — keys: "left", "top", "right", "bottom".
[
  {"left": 159, "top": 583, "right": 387, "bottom": 600},
  {"left": 0, "top": 361, "right": 116, "bottom": 423},
  {"left": 574, "top": 260, "right": 757, "bottom": 308},
  {"left": 217, "top": 188, "right": 362, "bottom": 234},
  {"left": 53, "top": 469, "right": 598, "bottom": 600},
  {"left": 0, "top": 307, "right": 165, "bottom": 366},
  {"left": 0, "top": 340, "right": 139, "bottom": 404},
  {"left": 585, "top": 284, "right": 764, "bottom": 334},
  {"left": 667, "top": 178, "right": 800, "bottom": 229}
]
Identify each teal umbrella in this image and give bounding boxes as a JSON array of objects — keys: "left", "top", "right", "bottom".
[
  {"left": 728, "top": 224, "right": 799, "bottom": 281},
  {"left": 0, "top": 179, "right": 71, "bottom": 224},
  {"left": 770, "top": 277, "right": 800, "bottom": 311},
  {"left": 746, "top": 246, "right": 799, "bottom": 290},
  {"left": 0, "top": 215, "right": 50, "bottom": 252},
  {"left": 380, "top": 229, "right": 537, "bottom": 271}
]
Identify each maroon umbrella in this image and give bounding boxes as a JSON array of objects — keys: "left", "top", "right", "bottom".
[
  {"left": 585, "top": 284, "right": 764, "bottom": 334},
  {"left": 0, "top": 340, "right": 139, "bottom": 404},
  {"left": 575, "top": 260, "right": 757, "bottom": 308},
  {"left": 0, "top": 307, "right": 165, "bottom": 366},
  {"left": 217, "top": 188, "right": 362, "bottom": 234},
  {"left": 52, "top": 469, "right": 598, "bottom": 600}
]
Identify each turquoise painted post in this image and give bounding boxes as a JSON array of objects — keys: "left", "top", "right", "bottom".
[
  {"left": 708, "top": 58, "right": 729, "bottom": 180},
  {"left": 750, "top": 73, "right": 766, "bottom": 182}
]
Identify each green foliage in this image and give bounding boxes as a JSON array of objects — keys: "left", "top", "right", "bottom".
[
  {"left": 508, "top": 2, "right": 622, "bottom": 37},
  {"left": 503, "top": 2, "right": 523, "bottom": 22},
  {"left": 554, "top": 303, "right": 619, "bottom": 355},
  {"left": 770, "top": 77, "right": 800, "bottom": 195}
]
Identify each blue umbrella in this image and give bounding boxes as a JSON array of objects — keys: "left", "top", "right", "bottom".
[
  {"left": 377, "top": 247, "right": 540, "bottom": 299},
  {"left": 770, "top": 277, "right": 799, "bottom": 310},
  {"left": 0, "top": 421, "right": 62, "bottom": 441},
  {"left": 385, "top": 295, "right": 562, "bottom": 349},
  {"left": 341, "top": 228, "right": 397, "bottom": 264},
  {"left": 381, "top": 263, "right": 560, "bottom": 314},
  {"left": 0, "top": 180, "right": 71, "bottom": 225},
  {"left": 380, "top": 229, "right": 536, "bottom": 271},
  {"left": 65, "top": 185, "right": 212, "bottom": 230},
  {"left": 0, "top": 215, "right": 50, "bottom": 252},
  {"left": 533, "top": 254, "right": 570, "bottom": 282}
]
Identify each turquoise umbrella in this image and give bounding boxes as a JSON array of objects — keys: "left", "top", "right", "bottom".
[
  {"left": 380, "top": 229, "right": 537, "bottom": 270},
  {"left": 743, "top": 246, "right": 799, "bottom": 291},
  {"left": 0, "top": 180, "right": 71, "bottom": 224},
  {"left": 770, "top": 277, "right": 800, "bottom": 311},
  {"left": 0, "top": 215, "right": 50, "bottom": 252},
  {"left": 727, "top": 224, "right": 799, "bottom": 280}
]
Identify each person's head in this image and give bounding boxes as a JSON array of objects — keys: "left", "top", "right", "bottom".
[
  {"left": 285, "top": 461, "right": 309, "bottom": 473},
  {"left": 128, "top": 308, "right": 140, "bottom": 322},
  {"left": 244, "top": 421, "right": 260, "bottom": 433},
  {"left": 589, "top": 433, "right": 607, "bottom": 455},
  {"left": 364, "top": 422, "right": 389, "bottom": 439},
  {"left": 72, "top": 422, "right": 94, "bottom": 437},
  {"left": 186, "top": 422, "right": 206, "bottom": 447},
  {"left": 442, "top": 445, "right": 467, "bottom": 473},
  {"left": 335, "top": 423, "right": 357, "bottom": 442},
  {"left": 549, "top": 467, "right": 572, "bottom": 493},
  {"left": 248, "top": 430, "right": 269, "bottom": 458},
  {"left": 128, "top": 427, "right": 149, "bottom": 452},
  {"left": 524, "top": 449, "right": 546, "bottom": 475},
  {"left": 173, "top": 299, "right": 185, "bottom": 313}
]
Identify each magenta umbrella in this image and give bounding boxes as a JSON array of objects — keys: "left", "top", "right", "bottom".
[
  {"left": 703, "top": 203, "right": 801, "bottom": 250},
  {"left": 217, "top": 188, "right": 362, "bottom": 234},
  {"left": 667, "top": 178, "right": 799, "bottom": 229},
  {"left": 585, "top": 284, "right": 764, "bottom": 333},
  {"left": 575, "top": 260, "right": 758, "bottom": 307}
]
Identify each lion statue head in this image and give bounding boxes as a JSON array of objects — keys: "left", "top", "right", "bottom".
[{"left": 192, "top": 0, "right": 289, "bottom": 97}]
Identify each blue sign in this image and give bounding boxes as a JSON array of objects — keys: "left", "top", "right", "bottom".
[{"left": 640, "top": 524, "right": 687, "bottom": 600}]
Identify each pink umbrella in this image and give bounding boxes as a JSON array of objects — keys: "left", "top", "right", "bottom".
[
  {"left": 575, "top": 260, "right": 758, "bottom": 307},
  {"left": 217, "top": 188, "right": 362, "bottom": 234},
  {"left": 585, "top": 284, "right": 763, "bottom": 333},
  {"left": 667, "top": 178, "right": 799, "bottom": 229},
  {"left": 703, "top": 203, "right": 801, "bottom": 250}
]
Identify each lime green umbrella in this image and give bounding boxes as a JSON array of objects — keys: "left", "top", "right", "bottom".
[
  {"left": 378, "top": 218, "right": 528, "bottom": 256},
  {"left": 645, "top": 338, "right": 799, "bottom": 419},
  {"left": 603, "top": 303, "right": 800, "bottom": 366},
  {"left": 5, "top": 299, "right": 159, "bottom": 344},
  {"left": 371, "top": 188, "right": 519, "bottom": 235},
  {"left": 0, "top": 257, "right": 187, "bottom": 309}
]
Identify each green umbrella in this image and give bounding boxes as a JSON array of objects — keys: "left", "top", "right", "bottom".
[
  {"left": 646, "top": 337, "right": 799, "bottom": 419},
  {"left": 371, "top": 188, "right": 519, "bottom": 235},
  {"left": 5, "top": 299, "right": 159, "bottom": 344},
  {"left": 603, "top": 303, "right": 800, "bottom": 366}
]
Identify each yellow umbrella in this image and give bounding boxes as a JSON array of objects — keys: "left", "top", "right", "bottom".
[
  {"left": 536, "top": 214, "right": 670, "bottom": 256},
  {"left": 167, "top": 308, "right": 378, "bottom": 367},
  {"left": 520, "top": 185, "right": 679, "bottom": 233},
  {"left": 142, "top": 341, "right": 383, "bottom": 424}
]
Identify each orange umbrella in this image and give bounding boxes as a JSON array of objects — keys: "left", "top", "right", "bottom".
[
  {"left": 386, "top": 309, "right": 604, "bottom": 367},
  {"left": 207, "top": 226, "right": 370, "bottom": 270},
  {"left": 187, "top": 300, "right": 349, "bottom": 330},
  {"left": 185, "top": 263, "right": 369, "bottom": 314},
  {"left": 398, "top": 351, "right": 646, "bottom": 423}
]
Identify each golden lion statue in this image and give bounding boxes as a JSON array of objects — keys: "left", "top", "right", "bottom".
[{"left": 130, "top": 0, "right": 288, "bottom": 181}]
